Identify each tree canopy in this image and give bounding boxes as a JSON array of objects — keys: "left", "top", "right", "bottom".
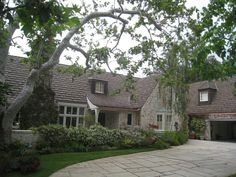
[{"left": 0, "top": 0, "right": 235, "bottom": 142}]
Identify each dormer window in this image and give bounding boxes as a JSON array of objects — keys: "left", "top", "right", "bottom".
[
  {"left": 95, "top": 81, "right": 105, "bottom": 94},
  {"left": 200, "top": 90, "right": 208, "bottom": 102},
  {"left": 90, "top": 79, "right": 108, "bottom": 95}
]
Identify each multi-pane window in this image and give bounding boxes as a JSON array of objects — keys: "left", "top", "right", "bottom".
[
  {"left": 157, "top": 114, "right": 163, "bottom": 130},
  {"left": 95, "top": 81, "right": 105, "bottom": 94},
  {"left": 127, "top": 113, "right": 132, "bottom": 125},
  {"left": 58, "top": 104, "right": 86, "bottom": 128},
  {"left": 200, "top": 91, "right": 208, "bottom": 102},
  {"left": 165, "top": 115, "right": 172, "bottom": 130}
]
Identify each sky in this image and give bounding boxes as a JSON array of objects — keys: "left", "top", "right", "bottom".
[{"left": 9, "top": 0, "right": 210, "bottom": 77}]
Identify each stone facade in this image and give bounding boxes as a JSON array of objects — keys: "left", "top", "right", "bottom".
[{"left": 140, "top": 84, "right": 179, "bottom": 130}]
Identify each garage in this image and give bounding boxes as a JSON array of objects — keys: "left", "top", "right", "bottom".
[{"left": 211, "top": 121, "right": 236, "bottom": 141}]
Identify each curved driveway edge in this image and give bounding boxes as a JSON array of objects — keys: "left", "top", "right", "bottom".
[{"left": 51, "top": 140, "right": 236, "bottom": 177}]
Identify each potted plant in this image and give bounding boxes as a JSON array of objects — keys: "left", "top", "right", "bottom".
[{"left": 190, "top": 118, "right": 206, "bottom": 140}]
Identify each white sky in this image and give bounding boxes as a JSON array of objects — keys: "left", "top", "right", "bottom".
[{"left": 9, "top": 0, "right": 210, "bottom": 77}]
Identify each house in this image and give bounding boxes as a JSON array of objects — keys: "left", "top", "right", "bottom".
[
  {"left": 187, "top": 76, "right": 236, "bottom": 141},
  {"left": 5, "top": 56, "right": 179, "bottom": 131}
]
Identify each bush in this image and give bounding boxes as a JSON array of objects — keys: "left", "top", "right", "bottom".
[
  {"left": 161, "top": 131, "right": 180, "bottom": 146},
  {"left": 35, "top": 125, "right": 69, "bottom": 149},
  {"left": 176, "top": 131, "right": 188, "bottom": 144},
  {"left": 19, "top": 150, "right": 40, "bottom": 173},
  {"left": 0, "top": 141, "right": 40, "bottom": 174},
  {"left": 152, "top": 139, "right": 170, "bottom": 149}
]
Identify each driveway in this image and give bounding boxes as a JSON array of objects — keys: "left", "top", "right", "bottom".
[{"left": 51, "top": 140, "right": 236, "bottom": 177}]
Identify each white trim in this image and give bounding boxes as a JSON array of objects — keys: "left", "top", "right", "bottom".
[
  {"left": 58, "top": 102, "right": 87, "bottom": 107},
  {"left": 86, "top": 97, "right": 99, "bottom": 123},
  {"left": 200, "top": 90, "right": 208, "bottom": 102}
]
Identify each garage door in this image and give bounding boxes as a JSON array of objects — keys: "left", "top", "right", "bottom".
[{"left": 211, "top": 121, "right": 236, "bottom": 141}]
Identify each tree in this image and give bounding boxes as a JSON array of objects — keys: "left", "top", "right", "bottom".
[
  {"left": 0, "top": 0, "right": 76, "bottom": 143},
  {"left": 3, "top": 0, "right": 233, "bottom": 142}
]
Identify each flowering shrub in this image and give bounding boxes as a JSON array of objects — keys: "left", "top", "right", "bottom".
[{"left": 35, "top": 125, "right": 188, "bottom": 153}]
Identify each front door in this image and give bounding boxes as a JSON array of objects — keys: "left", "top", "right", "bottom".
[{"left": 98, "top": 113, "right": 106, "bottom": 126}]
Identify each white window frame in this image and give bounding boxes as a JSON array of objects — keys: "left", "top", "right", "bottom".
[
  {"left": 165, "top": 114, "right": 172, "bottom": 131},
  {"left": 200, "top": 90, "right": 208, "bottom": 102},
  {"left": 58, "top": 102, "right": 86, "bottom": 128},
  {"left": 156, "top": 113, "right": 164, "bottom": 131},
  {"left": 95, "top": 81, "right": 105, "bottom": 94}
]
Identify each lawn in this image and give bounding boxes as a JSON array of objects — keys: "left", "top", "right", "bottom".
[
  {"left": 229, "top": 175, "right": 236, "bottom": 177},
  {"left": 6, "top": 148, "right": 155, "bottom": 177}
]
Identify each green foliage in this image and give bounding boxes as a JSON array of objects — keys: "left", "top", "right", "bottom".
[
  {"left": 0, "top": 82, "right": 12, "bottom": 106},
  {"left": 20, "top": 85, "right": 58, "bottom": 129},
  {"left": 152, "top": 139, "right": 170, "bottom": 150},
  {"left": 190, "top": 118, "right": 206, "bottom": 135},
  {"left": 35, "top": 124, "right": 188, "bottom": 154},
  {"left": 84, "top": 111, "right": 95, "bottom": 127},
  {"left": 161, "top": 131, "right": 180, "bottom": 146},
  {"left": 0, "top": 141, "right": 40, "bottom": 174},
  {"left": 19, "top": 151, "right": 40, "bottom": 174},
  {"left": 35, "top": 125, "right": 126, "bottom": 153},
  {"left": 35, "top": 125, "right": 69, "bottom": 150},
  {"left": 175, "top": 131, "right": 188, "bottom": 145}
]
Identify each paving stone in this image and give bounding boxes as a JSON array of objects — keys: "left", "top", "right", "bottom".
[
  {"left": 50, "top": 140, "right": 236, "bottom": 177},
  {"left": 134, "top": 171, "right": 162, "bottom": 177}
]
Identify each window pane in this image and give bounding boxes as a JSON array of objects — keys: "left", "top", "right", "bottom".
[
  {"left": 157, "top": 114, "right": 163, "bottom": 129},
  {"left": 59, "top": 106, "right": 64, "bottom": 114},
  {"left": 66, "top": 117, "right": 71, "bottom": 128},
  {"left": 58, "top": 116, "right": 64, "bottom": 125},
  {"left": 79, "top": 108, "right": 85, "bottom": 115},
  {"left": 72, "top": 107, "right": 77, "bottom": 115},
  {"left": 200, "top": 91, "right": 208, "bottom": 102},
  {"left": 71, "top": 117, "right": 77, "bottom": 127},
  {"left": 127, "top": 114, "right": 132, "bottom": 125},
  {"left": 95, "top": 82, "right": 104, "bottom": 93},
  {"left": 79, "top": 117, "right": 84, "bottom": 124},
  {"left": 66, "top": 107, "right": 72, "bottom": 114},
  {"left": 165, "top": 115, "right": 172, "bottom": 130}
]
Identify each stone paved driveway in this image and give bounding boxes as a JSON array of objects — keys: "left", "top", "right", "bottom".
[{"left": 51, "top": 140, "right": 236, "bottom": 177}]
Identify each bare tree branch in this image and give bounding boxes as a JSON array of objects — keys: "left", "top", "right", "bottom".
[
  {"left": 111, "top": 23, "right": 126, "bottom": 52},
  {"left": 67, "top": 43, "right": 90, "bottom": 70}
]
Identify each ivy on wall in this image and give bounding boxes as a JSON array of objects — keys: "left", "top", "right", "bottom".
[{"left": 20, "top": 85, "right": 58, "bottom": 129}]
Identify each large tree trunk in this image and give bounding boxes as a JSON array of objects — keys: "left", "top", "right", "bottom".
[{"left": 0, "top": 23, "right": 18, "bottom": 144}]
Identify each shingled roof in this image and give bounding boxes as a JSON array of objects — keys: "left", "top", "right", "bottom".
[
  {"left": 5, "top": 56, "right": 158, "bottom": 110},
  {"left": 187, "top": 76, "right": 236, "bottom": 115}
]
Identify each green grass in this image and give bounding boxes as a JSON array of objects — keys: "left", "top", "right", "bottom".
[
  {"left": 6, "top": 148, "right": 155, "bottom": 177},
  {"left": 228, "top": 175, "right": 236, "bottom": 177}
]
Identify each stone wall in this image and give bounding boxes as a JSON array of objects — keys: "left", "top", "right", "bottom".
[
  {"left": 118, "top": 111, "right": 140, "bottom": 129},
  {"left": 11, "top": 130, "right": 39, "bottom": 146},
  {"left": 140, "top": 84, "right": 179, "bottom": 130}
]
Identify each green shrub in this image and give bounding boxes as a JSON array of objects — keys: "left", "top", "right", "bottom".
[
  {"left": 152, "top": 139, "right": 170, "bottom": 149},
  {"left": 19, "top": 154, "right": 40, "bottom": 173},
  {"left": 176, "top": 131, "right": 188, "bottom": 144},
  {"left": 190, "top": 118, "right": 206, "bottom": 136},
  {"left": 35, "top": 125, "right": 69, "bottom": 149},
  {"left": 161, "top": 131, "right": 180, "bottom": 146},
  {"left": 0, "top": 141, "right": 40, "bottom": 174}
]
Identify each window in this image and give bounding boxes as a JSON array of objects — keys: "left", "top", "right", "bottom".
[
  {"left": 58, "top": 104, "right": 86, "bottom": 128},
  {"left": 95, "top": 81, "right": 105, "bottom": 94},
  {"left": 157, "top": 114, "right": 163, "bottom": 130},
  {"left": 165, "top": 115, "right": 172, "bottom": 130},
  {"left": 127, "top": 113, "right": 132, "bottom": 125},
  {"left": 200, "top": 91, "right": 208, "bottom": 102}
]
